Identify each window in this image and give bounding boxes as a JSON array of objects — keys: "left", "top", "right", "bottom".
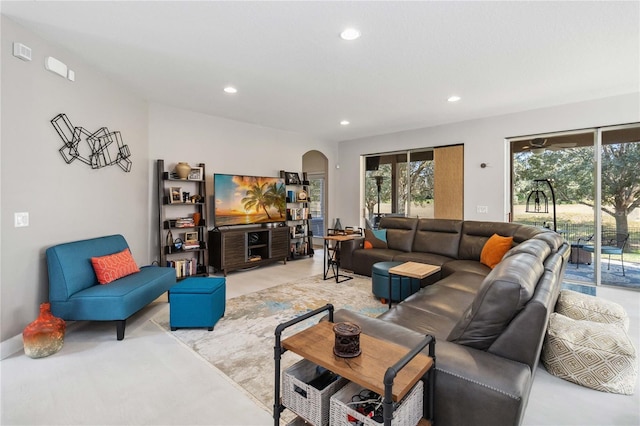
[{"left": 363, "top": 149, "right": 434, "bottom": 227}]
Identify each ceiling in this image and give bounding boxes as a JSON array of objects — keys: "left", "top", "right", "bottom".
[{"left": 2, "top": 1, "right": 638, "bottom": 142}]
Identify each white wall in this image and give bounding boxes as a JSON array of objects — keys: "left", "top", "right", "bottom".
[
  {"left": 147, "top": 104, "right": 337, "bottom": 256},
  {"left": 336, "top": 94, "right": 640, "bottom": 227},
  {"left": 0, "top": 16, "right": 149, "bottom": 348},
  {"left": 0, "top": 20, "right": 337, "bottom": 353}
]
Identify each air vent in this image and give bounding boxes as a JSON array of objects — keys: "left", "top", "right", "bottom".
[
  {"left": 13, "top": 42, "right": 32, "bottom": 61},
  {"left": 45, "top": 56, "right": 68, "bottom": 78}
]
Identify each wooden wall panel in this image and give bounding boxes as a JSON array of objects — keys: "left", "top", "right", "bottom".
[{"left": 434, "top": 145, "right": 464, "bottom": 219}]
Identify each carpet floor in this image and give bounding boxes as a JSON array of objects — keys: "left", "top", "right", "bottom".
[{"left": 151, "top": 273, "right": 386, "bottom": 421}]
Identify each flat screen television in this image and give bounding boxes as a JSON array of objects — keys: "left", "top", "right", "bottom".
[{"left": 213, "top": 173, "right": 286, "bottom": 227}]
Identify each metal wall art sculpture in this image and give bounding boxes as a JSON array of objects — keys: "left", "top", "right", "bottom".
[{"left": 51, "top": 113, "right": 132, "bottom": 172}]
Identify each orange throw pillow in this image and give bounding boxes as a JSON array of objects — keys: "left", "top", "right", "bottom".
[
  {"left": 480, "top": 234, "right": 514, "bottom": 269},
  {"left": 364, "top": 240, "right": 373, "bottom": 249},
  {"left": 91, "top": 248, "right": 140, "bottom": 285}
]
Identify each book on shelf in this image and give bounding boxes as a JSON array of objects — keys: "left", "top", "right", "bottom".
[
  {"left": 175, "top": 217, "right": 195, "bottom": 227},
  {"left": 287, "top": 207, "right": 310, "bottom": 221},
  {"left": 290, "top": 224, "right": 307, "bottom": 238},
  {"left": 166, "top": 258, "right": 199, "bottom": 278},
  {"left": 183, "top": 241, "right": 201, "bottom": 250},
  {"left": 291, "top": 241, "right": 309, "bottom": 256}
]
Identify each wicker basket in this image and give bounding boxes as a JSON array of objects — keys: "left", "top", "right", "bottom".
[
  {"left": 329, "top": 381, "right": 423, "bottom": 426},
  {"left": 283, "top": 359, "right": 348, "bottom": 426}
]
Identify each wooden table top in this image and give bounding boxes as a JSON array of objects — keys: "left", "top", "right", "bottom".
[
  {"left": 282, "top": 321, "right": 433, "bottom": 401},
  {"left": 388, "top": 261, "right": 441, "bottom": 279},
  {"left": 323, "top": 234, "right": 356, "bottom": 242}
]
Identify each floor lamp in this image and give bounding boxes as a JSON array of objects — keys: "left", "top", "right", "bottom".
[
  {"left": 374, "top": 176, "right": 384, "bottom": 228},
  {"left": 526, "top": 178, "right": 556, "bottom": 232}
]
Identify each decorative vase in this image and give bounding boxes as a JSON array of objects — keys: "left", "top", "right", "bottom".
[
  {"left": 334, "top": 218, "right": 342, "bottom": 230},
  {"left": 333, "top": 322, "right": 361, "bottom": 358},
  {"left": 22, "top": 303, "right": 66, "bottom": 359},
  {"left": 193, "top": 212, "right": 201, "bottom": 227},
  {"left": 175, "top": 162, "right": 191, "bottom": 180},
  {"left": 166, "top": 229, "right": 174, "bottom": 249}
]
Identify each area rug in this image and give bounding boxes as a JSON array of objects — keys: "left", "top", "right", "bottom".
[{"left": 151, "top": 273, "right": 386, "bottom": 419}]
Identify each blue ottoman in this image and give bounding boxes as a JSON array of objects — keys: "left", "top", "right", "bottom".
[
  {"left": 170, "top": 276, "right": 226, "bottom": 331},
  {"left": 372, "top": 262, "right": 421, "bottom": 302}
]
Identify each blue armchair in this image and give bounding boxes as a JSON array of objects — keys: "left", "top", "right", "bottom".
[{"left": 580, "top": 233, "right": 629, "bottom": 276}]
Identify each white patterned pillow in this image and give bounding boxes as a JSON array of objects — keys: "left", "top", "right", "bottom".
[
  {"left": 542, "top": 313, "right": 637, "bottom": 395},
  {"left": 556, "top": 289, "right": 629, "bottom": 330}
]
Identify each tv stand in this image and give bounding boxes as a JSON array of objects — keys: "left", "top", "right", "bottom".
[{"left": 208, "top": 226, "right": 289, "bottom": 276}]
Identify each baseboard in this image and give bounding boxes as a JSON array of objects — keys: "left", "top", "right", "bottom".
[
  {"left": 1, "top": 320, "right": 80, "bottom": 360},
  {"left": 1, "top": 334, "right": 24, "bottom": 360}
]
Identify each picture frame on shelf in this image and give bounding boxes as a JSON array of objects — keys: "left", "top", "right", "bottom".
[
  {"left": 184, "top": 231, "right": 198, "bottom": 242},
  {"left": 169, "top": 187, "right": 182, "bottom": 204},
  {"left": 188, "top": 167, "right": 203, "bottom": 180},
  {"left": 285, "top": 171, "right": 300, "bottom": 185}
]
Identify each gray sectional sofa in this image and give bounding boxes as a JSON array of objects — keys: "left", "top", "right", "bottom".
[{"left": 336, "top": 217, "right": 569, "bottom": 426}]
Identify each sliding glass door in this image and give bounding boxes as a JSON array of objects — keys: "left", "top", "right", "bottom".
[
  {"left": 364, "top": 152, "right": 407, "bottom": 228},
  {"left": 510, "top": 123, "right": 640, "bottom": 289},
  {"left": 597, "top": 125, "right": 640, "bottom": 288},
  {"left": 363, "top": 147, "right": 457, "bottom": 228},
  {"left": 363, "top": 149, "right": 434, "bottom": 228}
]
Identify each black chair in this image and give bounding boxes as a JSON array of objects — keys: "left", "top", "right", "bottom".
[{"left": 581, "top": 233, "right": 629, "bottom": 276}]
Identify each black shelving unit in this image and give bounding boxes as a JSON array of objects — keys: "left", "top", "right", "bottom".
[
  {"left": 280, "top": 170, "right": 314, "bottom": 260},
  {"left": 157, "top": 159, "right": 208, "bottom": 279}
]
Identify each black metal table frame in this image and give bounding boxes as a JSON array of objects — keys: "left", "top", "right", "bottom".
[
  {"left": 323, "top": 238, "right": 353, "bottom": 283},
  {"left": 273, "top": 304, "right": 436, "bottom": 426}
]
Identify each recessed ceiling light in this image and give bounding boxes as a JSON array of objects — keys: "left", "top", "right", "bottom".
[
  {"left": 340, "top": 120, "right": 350, "bottom": 126},
  {"left": 340, "top": 28, "right": 360, "bottom": 41},
  {"left": 448, "top": 95, "right": 461, "bottom": 102},
  {"left": 224, "top": 86, "right": 237, "bottom": 94}
]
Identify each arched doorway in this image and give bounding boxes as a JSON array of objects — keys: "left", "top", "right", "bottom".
[{"left": 303, "top": 150, "right": 328, "bottom": 246}]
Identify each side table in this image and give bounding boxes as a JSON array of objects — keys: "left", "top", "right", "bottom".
[
  {"left": 570, "top": 244, "right": 592, "bottom": 268},
  {"left": 387, "top": 262, "right": 441, "bottom": 310},
  {"left": 273, "top": 305, "right": 435, "bottom": 426},
  {"left": 323, "top": 235, "right": 355, "bottom": 283}
]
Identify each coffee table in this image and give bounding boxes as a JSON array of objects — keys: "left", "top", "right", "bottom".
[
  {"left": 273, "top": 305, "right": 435, "bottom": 426},
  {"left": 387, "top": 261, "right": 441, "bottom": 309}
]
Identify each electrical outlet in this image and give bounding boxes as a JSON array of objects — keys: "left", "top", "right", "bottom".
[
  {"left": 476, "top": 205, "right": 488, "bottom": 214},
  {"left": 15, "top": 212, "right": 29, "bottom": 227}
]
